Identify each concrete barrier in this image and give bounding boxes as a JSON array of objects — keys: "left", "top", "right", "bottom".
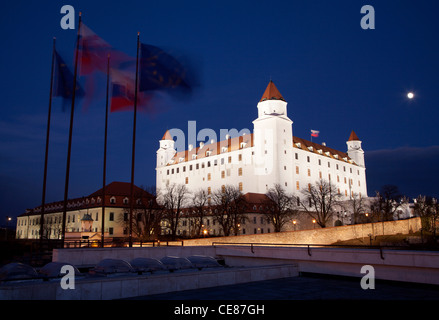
[{"left": 0, "top": 264, "right": 298, "bottom": 300}]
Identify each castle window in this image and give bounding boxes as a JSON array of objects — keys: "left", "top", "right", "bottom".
[
  {"left": 228, "top": 156, "right": 232, "bottom": 163},
  {"left": 208, "top": 187, "right": 211, "bottom": 195},
  {"left": 207, "top": 173, "right": 211, "bottom": 181},
  {"left": 109, "top": 212, "right": 114, "bottom": 221},
  {"left": 110, "top": 197, "right": 116, "bottom": 204},
  {"left": 295, "top": 153, "right": 298, "bottom": 160},
  {"left": 319, "top": 171, "right": 322, "bottom": 179},
  {"left": 172, "top": 168, "right": 174, "bottom": 174},
  {"left": 296, "top": 166, "right": 299, "bottom": 174},
  {"left": 318, "top": 159, "right": 321, "bottom": 165},
  {"left": 167, "top": 169, "right": 169, "bottom": 175},
  {"left": 221, "top": 185, "right": 225, "bottom": 193},
  {"left": 183, "top": 166, "right": 186, "bottom": 172},
  {"left": 238, "top": 168, "right": 243, "bottom": 176},
  {"left": 221, "top": 171, "right": 225, "bottom": 179},
  {"left": 307, "top": 156, "right": 310, "bottom": 162},
  {"left": 336, "top": 164, "right": 339, "bottom": 170},
  {"left": 185, "top": 177, "right": 189, "bottom": 184},
  {"left": 308, "top": 169, "right": 311, "bottom": 176},
  {"left": 239, "top": 182, "right": 243, "bottom": 191},
  {"left": 239, "top": 154, "right": 242, "bottom": 161},
  {"left": 176, "top": 168, "right": 179, "bottom": 173},
  {"left": 207, "top": 161, "right": 211, "bottom": 167},
  {"left": 196, "top": 164, "right": 199, "bottom": 169},
  {"left": 328, "top": 162, "right": 330, "bottom": 168},
  {"left": 296, "top": 181, "right": 300, "bottom": 190}
]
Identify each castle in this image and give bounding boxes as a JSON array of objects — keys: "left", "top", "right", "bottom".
[{"left": 156, "top": 81, "right": 367, "bottom": 200}]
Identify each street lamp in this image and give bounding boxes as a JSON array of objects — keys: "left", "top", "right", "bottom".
[
  {"left": 292, "top": 220, "right": 297, "bottom": 231},
  {"left": 312, "top": 219, "right": 316, "bottom": 229}
]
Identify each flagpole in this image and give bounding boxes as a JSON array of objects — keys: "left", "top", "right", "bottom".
[
  {"left": 101, "top": 53, "right": 110, "bottom": 247},
  {"left": 39, "top": 37, "right": 56, "bottom": 248},
  {"left": 61, "top": 12, "right": 82, "bottom": 248},
  {"left": 129, "top": 32, "right": 140, "bottom": 248}
]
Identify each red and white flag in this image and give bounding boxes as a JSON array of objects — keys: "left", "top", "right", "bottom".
[{"left": 311, "top": 130, "right": 319, "bottom": 137}]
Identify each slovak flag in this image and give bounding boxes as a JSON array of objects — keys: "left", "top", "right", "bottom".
[{"left": 311, "top": 130, "right": 319, "bottom": 137}]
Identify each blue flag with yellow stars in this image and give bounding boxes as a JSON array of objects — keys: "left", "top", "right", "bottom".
[
  {"left": 53, "top": 50, "right": 84, "bottom": 100},
  {"left": 139, "top": 43, "right": 192, "bottom": 93}
]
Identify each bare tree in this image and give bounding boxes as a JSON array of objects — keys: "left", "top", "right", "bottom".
[
  {"left": 189, "top": 189, "right": 210, "bottom": 237},
  {"left": 344, "top": 192, "right": 367, "bottom": 224},
  {"left": 369, "top": 185, "right": 406, "bottom": 222},
  {"left": 298, "top": 179, "right": 341, "bottom": 228},
  {"left": 118, "top": 186, "right": 163, "bottom": 241},
  {"left": 211, "top": 185, "right": 247, "bottom": 236},
  {"left": 263, "top": 183, "right": 298, "bottom": 232},
  {"left": 413, "top": 195, "right": 439, "bottom": 236},
  {"left": 157, "top": 183, "right": 189, "bottom": 240}
]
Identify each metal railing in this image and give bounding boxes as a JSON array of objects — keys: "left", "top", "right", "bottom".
[
  {"left": 61, "top": 239, "right": 185, "bottom": 248},
  {"left": 210, "top": 242, "right": 416, "bottom": 260}
]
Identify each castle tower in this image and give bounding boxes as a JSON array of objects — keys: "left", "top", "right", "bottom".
[
  {"left": 346, "top": 130, "right": 365, "bottom": 167},
  {"left": 252, "top": 81, "right": 294, "bottom": 193},
  {"left": 157, "top": 130, "right": 176, "bottom": 168}
]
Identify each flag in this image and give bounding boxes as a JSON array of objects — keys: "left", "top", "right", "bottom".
[
  {"left": 79, "top": 23, "right": 133, "bottom": 76},
  {"left": 53, "top": 50, "right": 84, "bottom": 100},
  {"left": 110, "top": 68, "right": 151, "bottom": 112},
  {"left": 311, "top": 130, "right": 319, "bottom": 137},
  {"left": 139, "top": 43, "right": 191, "bottom": 93}
]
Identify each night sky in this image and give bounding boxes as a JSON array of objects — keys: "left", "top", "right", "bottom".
[{"left": 1, "top": 0, "right": 438, "bottom": 224}]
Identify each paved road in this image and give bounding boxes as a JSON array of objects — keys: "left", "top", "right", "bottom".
[{"left": 128, "top": 273, "right": 439, "bottom": 300}]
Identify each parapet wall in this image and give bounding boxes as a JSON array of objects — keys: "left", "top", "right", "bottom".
[{"left": 182, "top": 217, "right": 422, "bottom": 246}]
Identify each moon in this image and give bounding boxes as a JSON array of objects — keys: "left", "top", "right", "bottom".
[{"left": 407, "top": 92, "right": 414, "bottom": 99}]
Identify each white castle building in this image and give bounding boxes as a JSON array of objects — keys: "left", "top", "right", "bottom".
[{"left": 156, "top": 81, "right": 367, "bottom": 199}]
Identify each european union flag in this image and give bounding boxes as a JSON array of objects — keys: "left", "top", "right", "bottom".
[
  {"left": 139, "top": 43, "right": 191, "bottom": 93},
  {"left": 53, "top": 50, "right": 84, "bottom": 100}
]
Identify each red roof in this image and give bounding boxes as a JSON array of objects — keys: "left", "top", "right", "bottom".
[
  {"left": 161, "top": 130, "right": 173, "bottom": 141},
  {"left": 348, "top": 130, "right": 360, "bottom": 141},
  {"left": 20, "top": 182, "right": 156, "bottom": 217},
  {"left": 260, "top": 80, "right": 285, "bottom": 102}
]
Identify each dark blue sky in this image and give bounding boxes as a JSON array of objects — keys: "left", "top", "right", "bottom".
[{"left": 1, "top": 0, "right": 439, "bottom": 224}]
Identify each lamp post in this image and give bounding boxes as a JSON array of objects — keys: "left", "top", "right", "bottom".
[
  {"left": 312, "top": 219, "right": 316, "bottom": 229},
  {"left": 292, "top": 220, "right": 297, "bottom": 231}
]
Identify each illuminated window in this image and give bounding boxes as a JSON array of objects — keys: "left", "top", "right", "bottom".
[
  {"left": 207, "top": 173, "right": 211, "bottom": 181},
  {"left": 239, "top": 182, "right": 243, "bottom": 191},
  {"left": 296, "top": 181, "right": 300, "bottom": 190},
  {"left": 238, "top": 168, "right": 243, "bottom": 176},
  {"left": 296, "top": 166, "right": 299, "bottom": 174},
  {"left": 221, "top": 171, "right": 225, "bottom": 179},
  {"left": 308, "top": 169, "right": 311, "bottom": 176},
  {"left": 185, "top": 177, "right": 189, "bottom": 184}
]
